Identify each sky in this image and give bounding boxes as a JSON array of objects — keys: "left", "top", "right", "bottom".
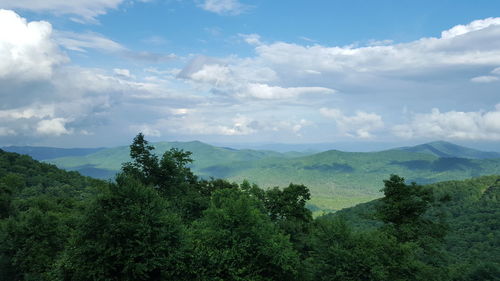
[{"left": 0, "top": 0, "right": 500, "bottom": 150}]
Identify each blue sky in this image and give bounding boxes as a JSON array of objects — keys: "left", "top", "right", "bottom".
[{"left": 0, "top": 0, "right": 500, "bottom": 150}]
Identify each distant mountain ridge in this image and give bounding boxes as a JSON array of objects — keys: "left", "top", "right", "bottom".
[
  {"left": 395, "top": 141, "right": 500, "bottom": 159},
  {"left": 3, "top": 140, "right": 500, "bottom": 212},
  {"left": 2, "top": 146, "right": 105, "bottom": 160},
  {"left": 39, "top": 141, "right": 310, "bottom": 180}
]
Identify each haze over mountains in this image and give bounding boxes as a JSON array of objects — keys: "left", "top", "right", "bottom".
[{"left": 4, "top": 140, "right": 499, "bottom": 211}]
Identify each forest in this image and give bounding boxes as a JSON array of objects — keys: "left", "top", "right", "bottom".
[{"left": 0, "top": 133, "right": 499, "bottom": 281}]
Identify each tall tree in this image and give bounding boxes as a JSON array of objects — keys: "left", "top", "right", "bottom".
[
  {"left": 59, "top": 175, "right": 186, "bottom": 281},
  {"left": 375, "top": 174, "right": 449, "bottom": 280},
  {"left": 263, "top": 184, "right": 313, "bottom": 256},
  {"left": 189, "top": 188, "right": 300, "bottom": 281},
  {"left": 121, "top": 133, "right": 160, "bottom": 185},
  {"left": 376, "top": 174, "right": 444, "bottom": 243}
]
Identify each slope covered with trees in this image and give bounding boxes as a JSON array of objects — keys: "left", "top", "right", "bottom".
[
  {"left": 0, "top": 135, "right": 498, "bottom": 280},
  {"left": 333, "top": 175, "right": 500, "bottom": 277},
  {"left": 40, "top": 141, "right": 500, "bottom": 212}
]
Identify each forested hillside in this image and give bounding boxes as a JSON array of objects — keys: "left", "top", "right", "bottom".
[
  {"left": 333, "top": 175, "right": 500, "bottom": 274},
  {"left": 41, "top": 141, "right": 500, "bottom": 212},
  {"left": 1, "top": 134, "right": 498, "bottom": 280}
]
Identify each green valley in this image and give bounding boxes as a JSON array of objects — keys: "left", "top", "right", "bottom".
[{"left": 6, "top": 141, "right": 500, "bottom": 212}]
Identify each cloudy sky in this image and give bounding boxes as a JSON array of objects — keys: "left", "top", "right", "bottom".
[{"left": 0, "top": 0, "right": 500, "bottom": 150}]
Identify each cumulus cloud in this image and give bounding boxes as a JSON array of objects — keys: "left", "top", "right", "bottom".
[
  {"left": 441, "top": 17, "right": 500, "bottom": 39},
  {"left": 184, "top": 60, "right": 334, "bottom": 100},
  {"left": 178, "top": 16, "right": 500, "bottom": 116},
  {"left": 0, "top": 0, "right": 124, "bottom": 23},
  {"left": 36, "top": 118, "right": 72, "bottom": 136},
  {"left": 0, "top": 10, "right": 67, "bottom": 81},
  {"left": 198, "top": 0, "right": 248, "bottom": 15},
  {"left": 393, "top": 105, "right": 500, "bottom": 140},
  {"left": 0, "top": 10, "right": 189, "bottom": 143},
  {"left": 190, "top": 64, "right": 232, "bottom": 86},
  {"left": 320, "top": 108, "right": 384, "bottom": 138},
  {"left": 243, "top": 83, "right": 335, "bottom": 100},
  {"left": 251, "top": 17, "right": 500, "bottom": 77},
  {"left": 131, "top": 112, "right": 313, "bottom": 138},
  {"left": 3, "top": 10, "right": 500, "bottom": 145},
  {"left": 147, "top": 114, "right": 258, "bottom": 136}
]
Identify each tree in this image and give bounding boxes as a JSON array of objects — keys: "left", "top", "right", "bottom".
[
  {"left": 121, "top": 133, "right": 160, "bottom": 185},
  {"left": 189, "top": 188, "right": 300, "bottom": 281},
  {"left": 59, "top": 175, "right": 186, "bottom": 281},
  {"left": 309, "top": 217, "right": 420, "bottom": 281},
  {"left": 263, "top": 184, "right": 313, "bottom": 256},
  {"left": 376, "top": 174, "right": 443, "bottom": 243},
  {"left": 0, "top": 205, "right": 67, "bottom": 281},
  {"left": 375, "top": 175, "right": 449, "bottom": 280},
  {"left": 121, "top": 133, "right": 207, "bottom": 221}
]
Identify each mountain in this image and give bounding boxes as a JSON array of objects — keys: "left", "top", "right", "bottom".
[
  {"left": 217, "top": 148, "right": 500, "bottom": 211},
  {"left": 45, "top": 141, "right": 309, "bottom": 180},
  {"left": 330, "top": 175, "right": 500, "bottom": 266},
  {"left": 11, "top": 140, "right": 500, "bottom": 212},
  {"left": 1, "top": 146, "right": 104, "bottom": 161},
  {"left": 396, "top": 141, "right": 500, "bottom": 159}
]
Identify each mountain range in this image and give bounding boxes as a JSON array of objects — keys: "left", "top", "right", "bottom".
[{"left": 3, "top": 140, "right": 500, "bottom": 212}]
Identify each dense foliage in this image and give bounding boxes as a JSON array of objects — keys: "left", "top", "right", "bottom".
[
  {"left": 44, "top": 140, "right": 500, "bottom": 212},
  {"left": 0, "top": 134, "right": 498, "bottom": 280}
]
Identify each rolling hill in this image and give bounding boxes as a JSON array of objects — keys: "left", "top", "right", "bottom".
[
  {"left": 218, "top": 148, "right": 500, "bottom": 211},
  {"left": 330, "top": 175, "right": 500, "bottom": 266},
  {"left": 44, "top": 141, "right": 309, "bottom": 180},
  {"left": 8, "top": 141, "right": 500, "bottom": 212},
  {"left": 396, "top": 141, "right": 500, "bottom": 159},
  {"left": 1, "top": 146, "right": 104, "bottom": 161}
]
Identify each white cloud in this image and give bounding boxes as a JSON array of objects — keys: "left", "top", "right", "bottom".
[
  {"left": 130, "top": 124, "right": 161, "bottom": 137},
  {"left": 198, "top": 0, "right": 247, "bottom": 15},
  {"left": 190, "top": 64, "right": 232, "bottom": 86},
  {"left": 393, "top": 106, "right": 500, "bottom": 140},
  {"left": 251, "top": 17, "right": 500, "bottom": 76},
  {"left": 320, "top": 108, "right": 384, "bottom": 138},
  {"left": 133, "top": 112, "right": 313, "bottom": 137},
  {"left": 154, "top": 114, "right": 257, "bottom": 136},
  {"left": 2, "top": 11, "right": 500, "bottom": 145},
  {"left": 184, "top": 60, "right": 334, "bottom": 100},
  {"left": 0, "top": 0, "right": 124, "bottom": 23},
  {"left": 0, "top": 10, "right": 67, "bottom": 81},
  {"left": 0, "top": 105, "right": 55, "bottom": 119},
  {"left": 36, "top": 118, "right": 71, "bottom": 136},
  {"left": 54, "top": 30, "right": 176, "bottom": 62},
  {"left": 441, "top": 17, "right": 500, "bottom": 39},
  {"left": 243, "top": 83, "right": 335, "bottom": 100},
  {"left": 239, "top": 33, "right": 262, "bottom": 45},
  {"left": 54, "top": 31, "right": 125, "bottom": 52},
  {"left": 367, "top": 39, "right": 394, "bottom": 46},
  {"left": 113, "top": 68, "right": 133, "bottom": 78},
  {"left": 471, "top": 75, "right": 499, "bottom": 83}
]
